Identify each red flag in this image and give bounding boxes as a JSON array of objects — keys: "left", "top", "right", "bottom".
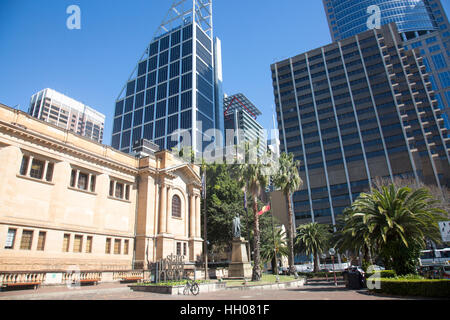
[{"left": 258, "top": 204, "right": 271, "bottom": 216}]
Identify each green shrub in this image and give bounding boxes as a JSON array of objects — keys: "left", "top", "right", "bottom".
[
  {"left": 393, "top": 274, "right": 425, "bottom": 280},
  {"left": 368, "top": 279, "right": 450, "bottom": 298},
  {"left": 365, "top": 270, "right": 396, "bottom": 279}
]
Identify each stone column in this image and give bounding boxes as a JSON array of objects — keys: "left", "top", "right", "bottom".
[
  {"left": 189, "top": 193, "right": 195, "bottom": 238},
  {"left": 195, "top": 194, "right": 201, "bottom": 238},
  {"left": 42, "top": 160, "right": 49, "bottom": 180},
  {"left": 26, "top": 156, "right": 34, "bottom": 176},
  {"left": 166, "top": 186, "right": 172, "bottom": 234},
  {"left": 159, "top": 183, "right": 167, "bottom": 234}
]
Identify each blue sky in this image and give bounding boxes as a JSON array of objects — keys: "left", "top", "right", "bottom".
[{"left": 0, "top": 0, "right": 449, "bottom": 145}]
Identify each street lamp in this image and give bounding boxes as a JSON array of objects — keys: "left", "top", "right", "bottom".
[{"left": 329, "top": 248, "right": 337, "bottom": 287}]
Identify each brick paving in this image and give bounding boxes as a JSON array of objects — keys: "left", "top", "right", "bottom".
[{"left": 0, "top": 278, "right": 417, "bottom": 300}]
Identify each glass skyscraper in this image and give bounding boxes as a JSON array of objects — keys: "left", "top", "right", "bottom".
[
  {"left": 111, "top": 0, "right": 223, "bottom": 155},
  {"left": 271, "top": 23, "right": 449, "bottom": 226},
  {"left": 323, "top": 0, "right": 450, "bottom": 131},
  {"left": 223, "top": 93, "right": 266, "bottom": 156}
]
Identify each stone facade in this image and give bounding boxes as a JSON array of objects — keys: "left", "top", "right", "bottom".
[{"left": 0, "top": 103, "right": 203, "bottom": 273}]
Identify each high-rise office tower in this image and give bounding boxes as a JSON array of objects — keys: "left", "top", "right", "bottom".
[
  {"left": 112, "top": 0, "right": 223, "bottom": 155},
  {"left": 223, "top": 93, "right": 266, "bottom": 155},
  {"left": 323, "top": 0, "right": 450, "bottom": 131},
  {"left": 271, "top": 23, "right": 449, "bottom": 226},
  {"left": 28, "top": 88, "right": 105, "bottom": 143}
]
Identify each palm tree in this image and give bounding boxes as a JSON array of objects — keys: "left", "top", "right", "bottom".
[
  {"left": 295, "top": 223, "right": 330, "bottom": 272},
  {"left": 233, "top": 140, "right": 270, "bottom": 281},
  {"left": 273, "top": 152, "right": 303, "bottom": 275},
  {"left": 347, "top": 184, "right": 447, "bottom": 275},
  {"left": 332, "top": 208, "right": 373, "bottom": 266},
  {"left": 261, "top": 226, "right": 289, "bottom": 275}
]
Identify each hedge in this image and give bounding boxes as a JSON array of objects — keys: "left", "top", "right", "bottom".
[
  {"left": 365, "top": 270, "right": 396, "bottom": 279},
  {"left": 368, "top": 278, "right": 450, "bottom": 298}
]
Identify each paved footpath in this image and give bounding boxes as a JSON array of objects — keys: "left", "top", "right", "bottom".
[{"left": 0, "top": 279, "right": 416, "bottom": 300}]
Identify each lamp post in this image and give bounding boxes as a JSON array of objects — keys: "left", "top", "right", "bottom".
[{"left": 329, "top": 248, "right": 337, "bottom": 286}]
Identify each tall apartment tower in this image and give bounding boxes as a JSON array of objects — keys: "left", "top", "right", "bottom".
[
  {"left": 323, "top": 0, "right": 450, "bottom": 130},
  {"left": 28, "top": 88, "right": 105, "bottom": 143},
  {"left": 271, "top": 23, "right": 450, "bottom": 226},
  {"left": 112, "top": 0, "right": 223, "bottom": 155},
  {"left": 223, "top": 93, "right": 266, "bottom": 155}
]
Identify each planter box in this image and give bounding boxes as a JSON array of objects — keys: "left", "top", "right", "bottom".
[
  {"left": 129, "top": 279, "right": 306, "bottom": 295},
  {"left": 129, "top": 282, "right": 227, "bottom": 295},
  {"left": 225, "top": 279, "right": 306, "bottom": 291}
]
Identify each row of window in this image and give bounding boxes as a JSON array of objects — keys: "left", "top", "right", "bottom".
[
  {"left": 19, "top": 155, "right": 132, "bottom": 201},
  {"left": 5, "top": 228, "right": 130, "bottom": 256},
  {"left": 5, "top": 228, "right": 45, "bottom": 251}
]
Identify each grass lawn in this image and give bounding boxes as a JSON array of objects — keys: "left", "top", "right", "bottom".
[{"left": 223, "top": 274, "right": 299, "bottom": 287}]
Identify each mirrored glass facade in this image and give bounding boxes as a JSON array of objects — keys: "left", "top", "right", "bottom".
[
  {"left": 112, "top": 9, "right": 222, "bottom": 155},
  {"left": 271, "top": 24, "right": 450, "bottom": 226},
  {"left": 324, "top": 0, "right": 437, "bottom": 41},
  {"left": 323, "top": 0, "right": 450, "bottom": 131}
]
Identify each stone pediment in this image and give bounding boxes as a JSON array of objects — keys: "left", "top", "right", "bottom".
[{"left": 159, "top": 163, "right": 202, "bottom": 186}]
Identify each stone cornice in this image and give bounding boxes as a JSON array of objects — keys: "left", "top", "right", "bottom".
[{"left": 0, "top": 120, "right": 138, "bottom": 175}]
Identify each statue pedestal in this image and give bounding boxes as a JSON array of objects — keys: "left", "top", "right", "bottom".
[{"left": 229, "top": 237, "right": 252, "bottom": 279}]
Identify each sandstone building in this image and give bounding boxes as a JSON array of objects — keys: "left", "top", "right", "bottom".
[{"left": 0, "top": 103, "right": 203, "bottom": 274}]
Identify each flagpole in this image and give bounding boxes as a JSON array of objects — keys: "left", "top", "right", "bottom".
[
  {"left": 202, "top": 169, "right": 208, "bottom": 281},
  {"left": 269, "top": 194, "right": 279, "bottom": 280}
]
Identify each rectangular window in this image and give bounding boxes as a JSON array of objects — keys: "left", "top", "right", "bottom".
[
  {"left": 30, "top": 159, "right": 45, "bottom": 179},
  {"left": 45, "top": 163, "right": 54, "bottom": 182},
  {"left": 105, "top": 238, "right": 111, "bottom": 254},
  {"left": 20, "top": 230, "right": 33, "bottom": 250},
  {"left": 73, "top": 235, "right": 83, "bottom": 253},
  {"left": 78, "top": 172, "right": 88, "bottom": 190},
  {"left": 432, "top": 53, "right": 448, "bottom": 70},
  {"left": 37, "top": 231, "right": 46, "bottom": 251},
  {"left": 63, "top": 234, "right": 70, "bottom": 252},
  {"left": 86, "top": 236, "right": 93, "bottom": 253},
  {"left": 115, "top": 183, "right": 124, "bottom": 199},
  {"left": 176, "top": 242, "right": 181, "bottom": 256},
  {"left": 109, "top": 180, "right": 114, "bottom": 196},
  {"left": 114, "top": 239, "right": 121, "bottom": 255},
  {"left": 5, "top": 229, "right": 16, "bottom": 249},
  {"left": 183, "top": 243, "right": 187, "bottom": 256},
  {"left": 124, "top": 240, "right": 129, "bottom": 255},
  {"left": 90, "top": 175, "right": 96, "bottom": 193},
  {"left": 438, "top": 71, "right": 450, "bottom": 88},
  {"left": 125, "top": 185, "right": 130, "bottom": 200},
  {"left": 70, "top": 170, "right": 77, "bottom": 187},
  {"left": 20, "top": 156, "right": 29, "bottom": 176}
]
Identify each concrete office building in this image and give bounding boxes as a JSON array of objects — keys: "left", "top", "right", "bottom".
[
  {"left": 323, "top": 0, "right": 450, "bottom": 130},
  {"left": 223, "top": 93, "right": 266, "bottom": 155},
  {"left": 0, "top": 102, "right": 203, "bottom": 279},
  {"left": 271, "top": 23, "right": 449, "bottom": 226},
  {"left": 28, "top": 88, "right": 105, "bottom": 143},
  {"left": 112, "top": 0, "right": 224, "bottom": 156}
]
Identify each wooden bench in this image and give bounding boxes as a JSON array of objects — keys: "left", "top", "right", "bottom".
[
  {"left": 73, "top": 278, "right": 100, "bottom": 286},
  {"left": 120, "top": 276, "right": 143, "bottom": 284},
  {"left": 1, "top": 282, "right": 41, "bottom": 290}
]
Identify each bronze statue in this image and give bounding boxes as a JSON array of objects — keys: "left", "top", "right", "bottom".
[{"left": 232, "top": 214, "right": 241, "bottom": 238}]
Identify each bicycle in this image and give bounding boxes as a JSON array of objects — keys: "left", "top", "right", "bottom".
[{"left": 183, "top": 279, "right": 200, "bottom": 296}]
